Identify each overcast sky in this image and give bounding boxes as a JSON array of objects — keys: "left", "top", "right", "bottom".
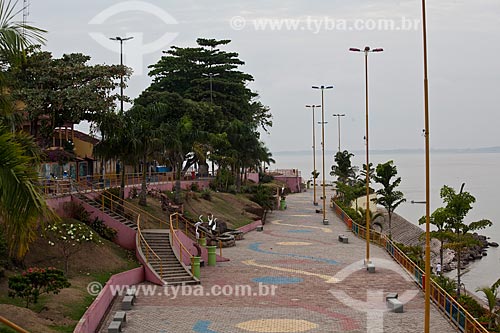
[{"left": 26, "top": 0, "right": 500, "bottom": 153}]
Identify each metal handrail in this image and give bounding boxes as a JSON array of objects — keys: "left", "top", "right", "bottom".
[
  {"left": 88, "top": 183, "right": 169, "bottom": 229},
  {"left": 0, "top": 316, "right": 30, "bottom": 333},
  {"left": 136, "top": 215, "right": 163, "bottom": 278},
  {"left": 169, "top": 213, "right": 195, "bottom": 274},
  {"left": 332, "top": 201, "right": 488, "bottom": 333}
]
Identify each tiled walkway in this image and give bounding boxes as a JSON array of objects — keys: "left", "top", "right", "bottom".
[{"left": 110, "top": 190, "right": 457, "bottom": 332}]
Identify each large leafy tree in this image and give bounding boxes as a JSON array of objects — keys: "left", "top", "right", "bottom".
[
  {"left": 137, "top": 38, "right": 272, "bottom": 192},
  {"left": 372, "top": 160, "right": 406, "bottom": 238},
  {"left": 0, "top": 0, "right": 57, "bottom": 258},
  {"left": 9, "top": 48, "right": 127, "bottom": 146}
]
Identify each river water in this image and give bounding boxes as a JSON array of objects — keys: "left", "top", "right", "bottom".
[{"left": 273, "top": 150, "right": 500, "bottom": 296}]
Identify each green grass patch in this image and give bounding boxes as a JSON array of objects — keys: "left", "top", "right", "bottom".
[{"left": 0, "top": 324, "right": 19, "bottom": 333}]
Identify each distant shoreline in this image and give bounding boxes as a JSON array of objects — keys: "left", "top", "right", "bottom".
[{"left": 274, "top": 147, "right": 500, "bottom": 156}]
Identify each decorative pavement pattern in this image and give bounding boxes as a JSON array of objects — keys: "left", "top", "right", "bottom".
[{"left": 100, "top": 190, "right": 458, "bottom": 333}]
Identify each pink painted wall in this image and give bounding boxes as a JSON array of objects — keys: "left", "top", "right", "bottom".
[
  {"left": 71, "top": 196, "right": 137, "bottom": 250},
  {"left": 73, "top": 267, "right": 144, "bottom": 333},
  {"left": 135, "top": 245, "right": 164, "bottom": 286},
  {"left": 45, "top": 196, "right": 73, "bottom": 217},
  {"left": 246, "top": 173, "right": 260, "bottom": 184},
  {"left": 275, "top": 175, "right": 302, "bottom": 193},
  {"left": 237, "top": 220, "right": 263, "bottom": 233}
]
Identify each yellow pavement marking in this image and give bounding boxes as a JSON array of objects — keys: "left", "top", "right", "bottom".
[
  {"left": 242, "top": 259, "right": 338, "bottom": 283},
  {"left": 289, "top": 214, "right": 312, "bottom": 217},
  {"left": 276, "top": 242, "right": 312, "bottom": 246},
  {"left": 236, "top": 319, "right": 318, "bottom": 332},
  {"left": 271, "top": 220, "right": 332, "bottom": 233}
]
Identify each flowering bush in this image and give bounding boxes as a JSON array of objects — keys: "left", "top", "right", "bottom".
[
  {"left": 45, "top": 221, "right": 101, "bottom": 273},
  {"left": 8, "top": 267, "right": 70, "bottom": 308}
]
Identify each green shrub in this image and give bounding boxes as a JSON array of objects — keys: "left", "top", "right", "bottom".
[
  {"left": 434, "top": 275, "right": 457, "bottom": 295},
  {"left": 458, "top": 295, "right": 486, "bottom": 319},
  {"left": 0, "top": 228, "right": 8, "bottom": 269},
  {"left": 259, "top": 172, "right": 274, "bottom": 183},
  {"left": 227, "top": 185, "right": 237, "bottom": 194},
  {"left": 90, "top": 218, "right": 117, "bottom": 241},
  {"left": 8, "top": 267, "right": 70, "bottom": 308},
  {"left": 190, "top": 182, "right": 199, "bottom": 192},
  {"left": 200, "top": 189, "right": 212, "bottom": 201}
]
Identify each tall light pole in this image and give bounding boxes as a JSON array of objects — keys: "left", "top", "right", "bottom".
[
  {"left": 312, "top": 85, "right": 333, "bottom": 225},
  {"left": 203, "top": 72, "right": 220, "bottom": 104},
  {"left": 109, "top": 36, "right": 134, "bottom": 113},
  {"left": 349, "top": 46, "right": 383, "bottom": 265},
  {"left": 332, "top": 113, "right": 345, "bottom": 152},
  {"left": 421, "top": 0, "right": 431, "bottom": 331},
  {"left": 306, "top": 105, "right": 321, "bottom": 206}
]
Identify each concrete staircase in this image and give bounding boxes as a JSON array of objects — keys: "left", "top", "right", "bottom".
[
  {"left": 75, "top": 193, "right": 137, "bottom": 230},
  {"left": 140, "top": 230, "right": 199, "bottom": 285}
]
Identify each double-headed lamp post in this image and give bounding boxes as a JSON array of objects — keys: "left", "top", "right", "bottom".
[
  {"left": 109, "top": 36, "right": 134, "bottom": 113},
  {"left": 349, "top": 46, "right": 383, "bottom": 265},
  {"left": 332, "top": 113, "right": 345, "bottom": 152},
  {"left": 306, "top": 104, "right": 321, "bottom": 206},
  {"left": 312, "top": 85, "right": 333, "bottom": 225}
]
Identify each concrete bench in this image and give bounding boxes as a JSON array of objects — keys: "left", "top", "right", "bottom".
[
  {"left": 338, "top": 235, "right": 349, "bottom": 243},
  {"left": 113, "top": 311, "right": 126, "bottom": 325},
  {"left": 108, "top": 320, "right": 122, "bottom": 333},
  {"left": 385, "top": 293, "right": 398, "bottom": 302},
  {"left": 122, "top": 295, "right": 134, "bottom": 310},
  {"left": 387, "top": 298, "right": 404, "bottom": 313},
  {"left": 367, "top": 263, "right": 375, "bottom": 273},
  {"left": 125, "top": 287, "right": 137, "bottom": 301}
]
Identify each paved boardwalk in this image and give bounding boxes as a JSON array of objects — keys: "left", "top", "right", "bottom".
[{"left": 106, "top": 191, "right": 457, "bottom": 333}]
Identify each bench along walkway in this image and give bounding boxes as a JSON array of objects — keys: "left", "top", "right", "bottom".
[{"left": 100, "top": 191, "right": 457, "bottom": 332}]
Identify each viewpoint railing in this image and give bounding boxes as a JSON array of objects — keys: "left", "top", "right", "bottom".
[
  {"left": 38, "top": 171, "right": 175, "bottom": 196},
  {"left": 332, "top": 202, "right": 488, "bottom": 333}
]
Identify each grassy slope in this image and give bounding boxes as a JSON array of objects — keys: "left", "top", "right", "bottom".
[
  {"left": 0, "top": 191, "right": 262, "bottom": 332},
  {"left": 0, "top": 219, "right": 138, "bottom": 333}
]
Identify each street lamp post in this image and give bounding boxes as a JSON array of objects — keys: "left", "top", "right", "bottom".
[
  {"left": 109, "top": 36, "right": 134, "bottom": 113},
  {"left": 349, "top": 46, "right": 383, "bottom": 265},
  {"left": 203, "top": 72, "right": 220, "bottom": 104},
  {"left": 306, "top": 104, "right": 321, "bottom": 206},
  {"left": 312, "top": 86, "right": 333, "bottom": 225},
  {"left": 420, "top": 0, "right": 431, "bottom": 330},
  {"left": 332, "top": 113, "right": 345, "bottom": 152}
]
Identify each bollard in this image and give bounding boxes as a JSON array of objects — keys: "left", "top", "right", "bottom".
[
  {"left": 198, "top": 237, "right": 206, "bottom": 247},
  {"left": 280, "top": 199, "right": 287, "bottom": 210},
  {"left": 207, "top": 246, "right": 217, "bottom": 266},
  {"left": 191, "top": 256, "right": 201, "bottom": 279}
]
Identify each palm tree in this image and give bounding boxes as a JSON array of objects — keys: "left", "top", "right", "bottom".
[
  {"left": 356, "top": 207, "right": 383, "bottom": 230},
  {"left": 330, "top": 150, "right": 357, "bottom": 185},
  {"left": 372, "top": 161, "right": 406, "bottom": 239},
  {"left": 0, "top": 0, "right": 56, "bottom": 258},
  {"left": 476, "top": 278, "right": 500, "bottom": 329},
  {"left": 94, "top": 111, "right": 136, "bottom": 202}
]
